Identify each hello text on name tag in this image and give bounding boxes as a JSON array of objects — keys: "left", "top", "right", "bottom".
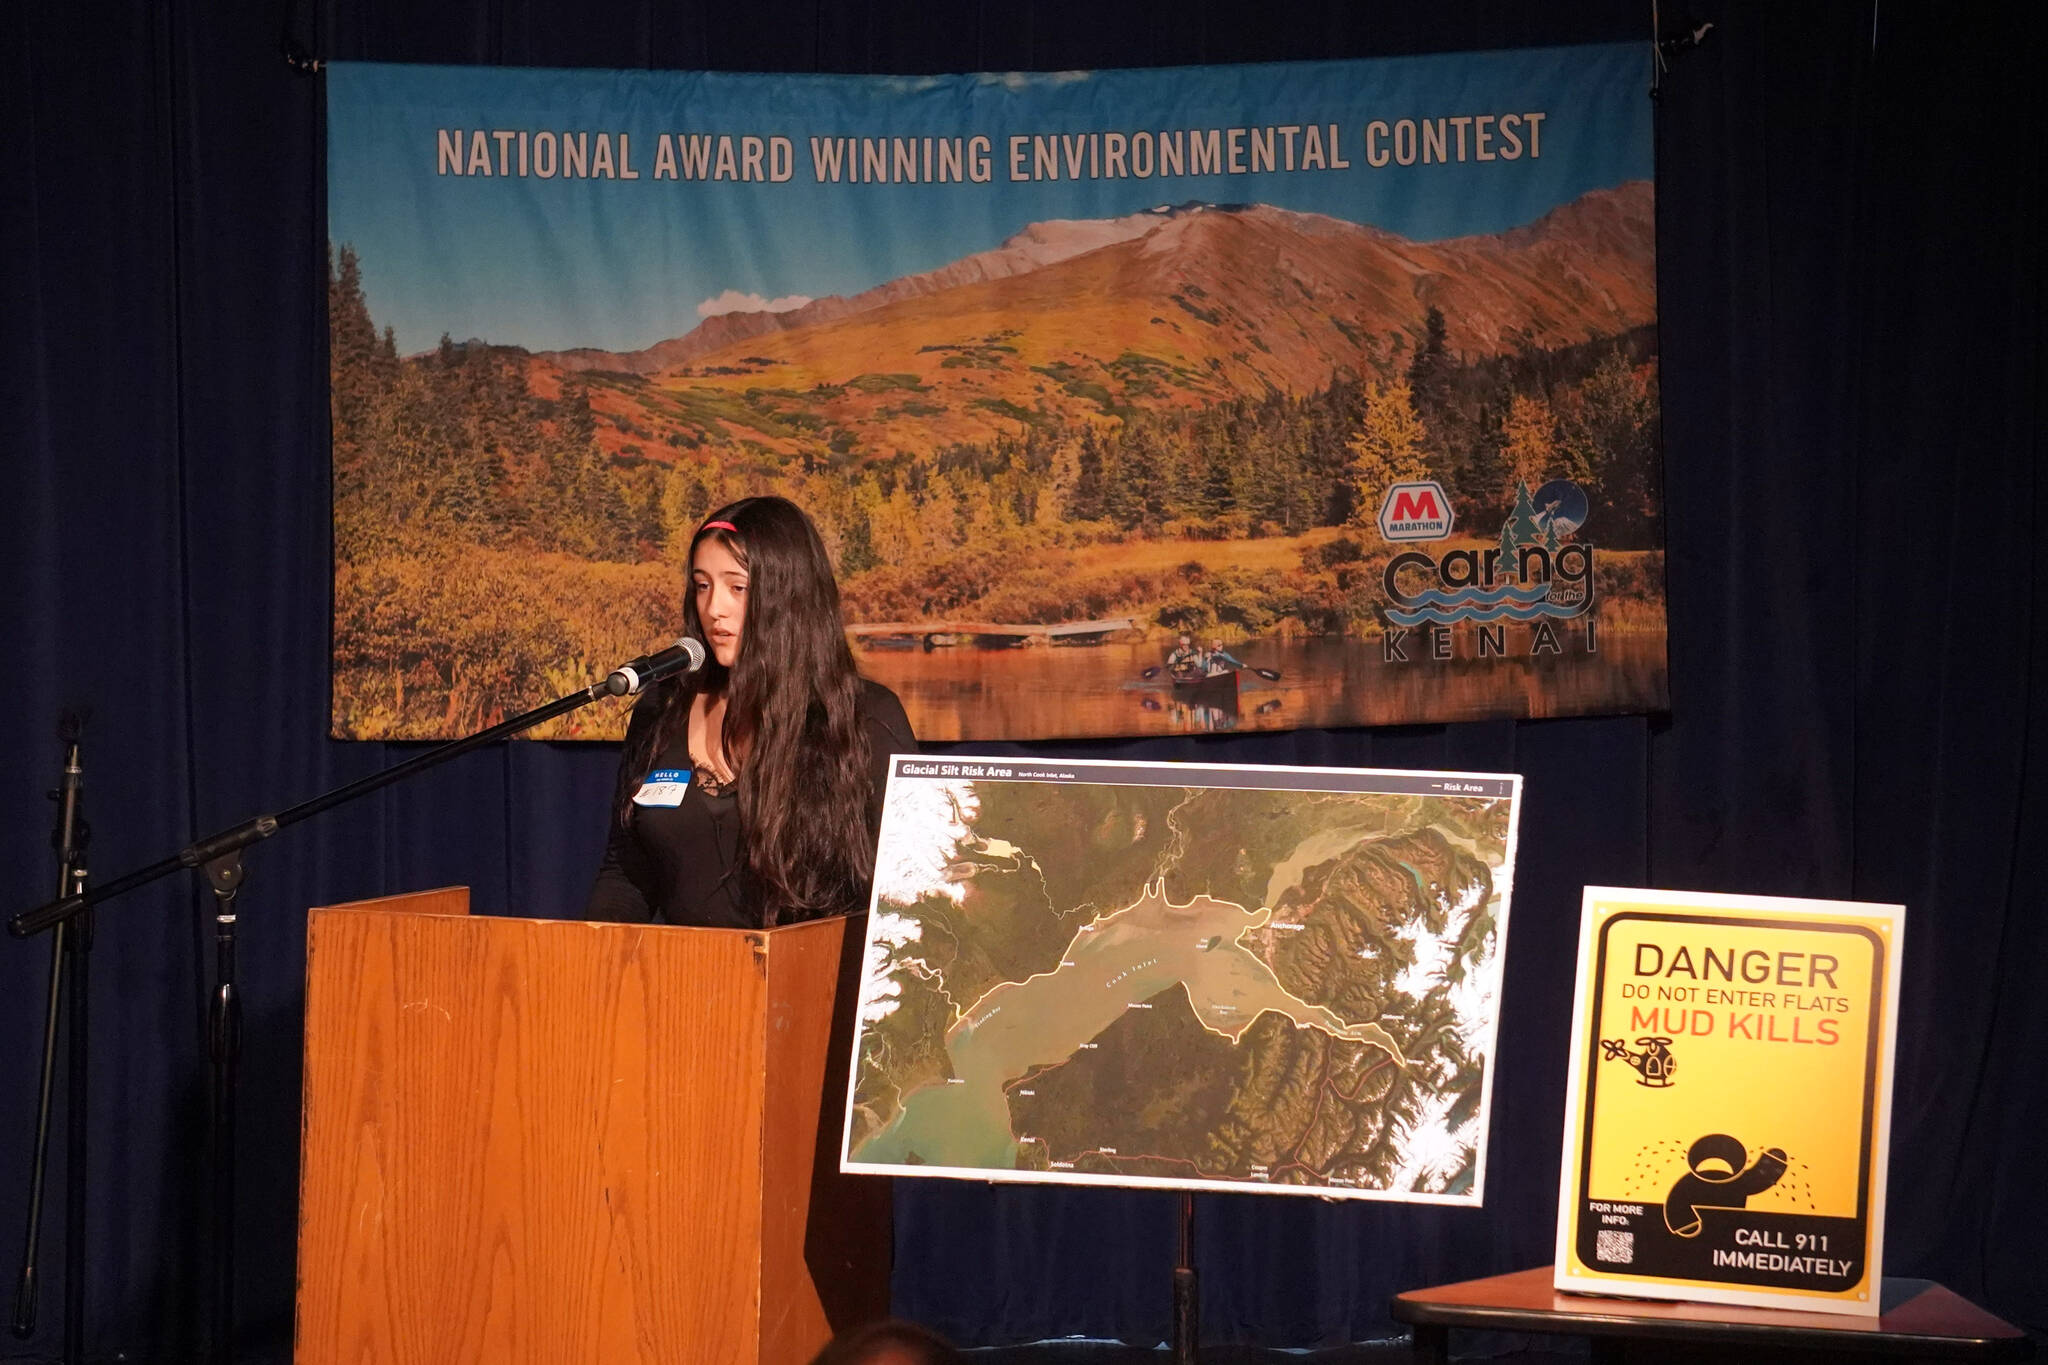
[{"left": 632, "top": 768, "right": 691, "bottom": 807}]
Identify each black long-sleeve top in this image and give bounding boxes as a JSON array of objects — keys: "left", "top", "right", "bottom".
[{"left": 583, "top": 678, "right": 916, "bottom": 927}]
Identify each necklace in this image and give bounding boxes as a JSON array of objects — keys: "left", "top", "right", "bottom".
[{"left": 688, "top": 690, "right": 737, "bottom": 794}]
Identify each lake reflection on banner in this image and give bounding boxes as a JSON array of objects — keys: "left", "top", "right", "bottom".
[{"left": 859, "top": 632, "right": 1668, "bottom": 742}]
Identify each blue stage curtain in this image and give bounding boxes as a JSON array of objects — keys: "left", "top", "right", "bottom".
[{"left": 0, "top": 1, "right": 2041, "bottom": 1358}]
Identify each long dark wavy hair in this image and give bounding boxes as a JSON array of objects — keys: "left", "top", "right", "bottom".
[{"left": 613, "top": 496, "right": 874, "bottom": 924}]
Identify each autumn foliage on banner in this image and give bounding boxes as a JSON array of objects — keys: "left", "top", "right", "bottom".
[{"left": 330, "top": 183, "right": 1661, "bottom": 740}]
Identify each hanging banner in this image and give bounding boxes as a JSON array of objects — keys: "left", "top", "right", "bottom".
[
  {"left": 1554, "top": 888, "right": 1904, "bottom": 1316},
  {"left": 325, "top": 44, "right": 1663, "bottom": 741}
]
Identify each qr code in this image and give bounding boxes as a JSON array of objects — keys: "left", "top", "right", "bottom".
[{"left": 1595, "top": 1230, "right": 1634, "bottom": 1264}]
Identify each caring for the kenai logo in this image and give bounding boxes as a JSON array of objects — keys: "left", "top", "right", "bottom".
[{"left": 1378, "top": 478, "right": 1597, "bottom": 662}]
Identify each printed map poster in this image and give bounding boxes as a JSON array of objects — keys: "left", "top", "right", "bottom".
[
  {"left": 1554, "top": 888, "right": 1905, "bottom": 1315},
  {"left": 840, "top": 757, "right": 1523, "bottom": 1202},
  {"left": 325, "top": 44, "right": 1663, "bottom": 742}
]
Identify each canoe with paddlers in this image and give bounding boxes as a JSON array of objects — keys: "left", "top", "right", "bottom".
[{"left": 1168, "top": 665, "right": 1241, "bottom": 711}]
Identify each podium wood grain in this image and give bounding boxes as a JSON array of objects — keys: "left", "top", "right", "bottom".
[{"left": 296, "top": 895, "right": 883, "bottom": 1364}]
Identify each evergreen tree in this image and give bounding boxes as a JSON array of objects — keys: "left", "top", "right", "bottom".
[
  {"left": 999, "top": 468, "right": 1036, "bottom": 526},
  {"left": 542, "top": 384, "right": 632, "bottom": 559},
  {"left": 1067, "top": 426, "right": 1105, "bottom": 521},
  {"left": 1200, "top": 436, "right": 1236, "bottom": 521},
  {"left": 1497, "top": 481, "right": 1541, "bottom": 578},
  {"left": 1042, "top": 439, "right": 1081, "bottom": 528},
  {"left": 1125, "top": 424, "right": 1169, "bottom": 528},
  {"left": 1275, "top": 416, "right": 1318, "bottom": 534},
  {"left": 1238, "top": 424, "right": 1287, "bottom": 534},
  {"left": 327, "top": 245, "right": 395, "bottom": 472},
  {"left": 1405, "top": 306, "right": 1457, "bottom": 492},
  {"left": 1557, "top": 348, "right": 1659, "bottom": 547},
  {"left": 839, "top": 483, "right": 881, "bottom": 575},
  {"left": 1406, "top": 308, "right": 1451, "bottom": 418},
  {"left": 659, "top": 466, "right": 710, "bottom": 565},
  {"left": 1098, "top": 432, "right": 1140, "bottom": 529}
]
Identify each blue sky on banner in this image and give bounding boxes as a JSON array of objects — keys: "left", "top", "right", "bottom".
[{"left": 327, "top": 44, "right": 1650, "bottom": 355}]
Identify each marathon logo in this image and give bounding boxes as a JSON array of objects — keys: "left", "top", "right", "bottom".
[{"left": 1377, "top": 480, "right": 1455, "bottom": 542}]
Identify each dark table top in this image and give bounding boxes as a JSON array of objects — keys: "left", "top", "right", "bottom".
[{"left": 1391, "top": 1267, "right": 2033, "bottom": 1359}]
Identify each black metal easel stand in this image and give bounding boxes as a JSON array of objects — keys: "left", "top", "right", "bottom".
[
  {"left": 1172, "top": 1191, "right": 1199, "bottom": 1364},
  {"left": 13, "top": 727, "right": 90, "bottom": 1364},
  {"left": 9, "top": 671, "right": 631, "bottom": 1365}
]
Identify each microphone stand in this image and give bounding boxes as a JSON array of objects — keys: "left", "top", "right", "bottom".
[
  {"left": 8, "top": 669, "right": 651, "bottom": 1365},
  {"left": 12, "top": 716, "right": 89, "bottom": 1364}
]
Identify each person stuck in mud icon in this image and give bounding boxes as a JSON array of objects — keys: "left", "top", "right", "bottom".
[{"left": 1663, "top": 1133, "right": 1788, "bottom": 1237}]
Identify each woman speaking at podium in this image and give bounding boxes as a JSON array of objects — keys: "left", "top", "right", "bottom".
[{"left": 584, "top": 496, "right": 915, "bottom": 928}]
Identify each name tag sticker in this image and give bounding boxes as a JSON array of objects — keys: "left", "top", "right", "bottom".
[{"left": 632, "top": 769, "right": 691, "bottom": 808}]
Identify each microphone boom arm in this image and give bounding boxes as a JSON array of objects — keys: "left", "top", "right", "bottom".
[{"left": 10, "top": 675, "right": 623, "bottom": 939}]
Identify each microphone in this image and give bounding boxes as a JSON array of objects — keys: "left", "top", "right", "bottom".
[
  {"left": 57, "top": 705, "right": 91, "bottom": 746},
  {"left": 603, "top": 638, "right": 707, "bottom": 697}
]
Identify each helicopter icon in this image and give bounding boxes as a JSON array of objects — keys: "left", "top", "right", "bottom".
[{"left": 1601, "top": 1035, "right": 1677, "bottom": 1088}]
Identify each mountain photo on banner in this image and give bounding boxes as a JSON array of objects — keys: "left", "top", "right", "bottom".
[{"left": 326, "top": 48, "right": 1664, "bottom": 741}]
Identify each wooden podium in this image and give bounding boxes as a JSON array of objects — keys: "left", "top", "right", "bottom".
[{"left": 294, "top": 888, "right": 890, "bottom": 1364}]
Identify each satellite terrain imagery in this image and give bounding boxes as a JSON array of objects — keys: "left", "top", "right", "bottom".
[{"left": 841, "top": 758, "right": 1524, "bottom": 1203}]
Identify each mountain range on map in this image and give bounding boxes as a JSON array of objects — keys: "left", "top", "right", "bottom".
[
  {"left": 843, "top": 774, "right": 1523, "bottom": 1201},
  {"left": 504, "top": 180, "right": 1654, "bottom": 464}
]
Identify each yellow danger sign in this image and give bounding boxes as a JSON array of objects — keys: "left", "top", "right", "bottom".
[{"left": 1554, "top": 887, "right": 1903, "bottom": 1316}]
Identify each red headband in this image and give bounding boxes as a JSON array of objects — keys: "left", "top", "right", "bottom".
[{"left": 701, "top": 519, "right": 739, "bottom": 534}]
